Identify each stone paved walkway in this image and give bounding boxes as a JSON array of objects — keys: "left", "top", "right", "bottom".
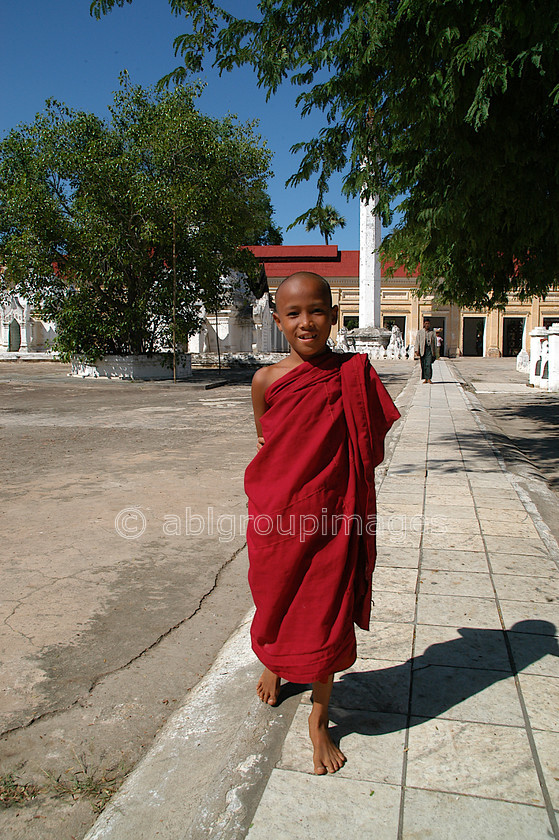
[{"left": 246, "top": 360, "right": 559, "bottom": 840}]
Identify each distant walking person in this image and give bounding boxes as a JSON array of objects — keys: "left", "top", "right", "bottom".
[
  {"left": 415, "top": 317, "right": 437, "bottom": 383},
  {"left": 435, "top": 328, "right": 443, "bottom": 358}
]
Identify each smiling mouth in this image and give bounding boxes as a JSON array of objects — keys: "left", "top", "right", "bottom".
[{"left": 299, "top": 334, "right": 317, "bottom": 340}]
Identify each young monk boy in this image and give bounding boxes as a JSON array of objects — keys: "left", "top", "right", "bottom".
[{"left": 244, "top": 271, "right": 400, "bottom": 775}]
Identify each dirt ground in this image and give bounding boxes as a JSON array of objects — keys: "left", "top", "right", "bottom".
[
  {"left": 447, "top": 357, "right": 559, "bottom": 551},
  {"left": 0, "top": 359, "right": 412, "bottom": 840},
  {"left": 450, "top": 357, "right": 559, "bottom": 493}
]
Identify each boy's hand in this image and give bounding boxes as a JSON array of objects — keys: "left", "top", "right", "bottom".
[{"left": 257, "top": 436, "right": 265, "bottom": 450}]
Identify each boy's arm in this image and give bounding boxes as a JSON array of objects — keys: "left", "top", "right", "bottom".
[{"left": 251, "top": 367, "right": 271, "bottom": 449}]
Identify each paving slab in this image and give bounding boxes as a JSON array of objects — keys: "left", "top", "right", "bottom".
[
  {"left": 499, "top": 600, "right": 559, "bottom": 630},
  {"left": 508, "top": 632, "right": 559, "bottom": 677},
  {"left": 427, "top": 515, "right": 482, "bottom": 534},
  {"left": 492, "top": 573, "right": 559, "bottom": 602},
  {"left": 488, "top": 552, "right": 559, "bottom": 576},
  {"left": 484, "top": 535, "right": 551, "bottom": 556},
  {"left": 245, "top": 772, "right": 401, "bottom": 840},
  {"left": 422, "top": 531, "right": 487, "bottom": 552},
  {"left": 355, "top": 622, "right": 415, "bottom": 661},
  {"left": 410, "top": 665, "right": 524, "bottom": 725},
  {"left": 370, "top": 590, "right": 418, "bottom": 623},
  {"left": 375, "top": 548, "right": 422, "bottom": 568},
  {"left": 401, "top": 788, "right": 552, "bottom": 840},
  {"left": 279, "top": 705, "right": 407, "bottom": 785},
  {"left": 372, "top": 566, "right": 419, "bottom": 593},
  {"left": 321, "top": 660, "right": 412, "bottom": 715},
  {"left": 416, "top": 593, "right": 501, "bottom": 627},
  {"left": 532, "top": 730, "right": 559, "bottom": 810},
  {"left": 516, "top": 674, "right": 559, "bottom": 731},
  {"left": 418, "top": 569, "right": 494, "bottom": 597},
  {"left": 420, "top": 549, "right": 488, "bottom": 572},
  {"left": 406, "top": 717, "right": 544, "bottom": 804},
  {"left": 413, "top": 624, "right": 512, "bottom": 671}
]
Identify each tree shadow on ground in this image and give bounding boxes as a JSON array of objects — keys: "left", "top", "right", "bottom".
[{"left": 474, "top": 400, "right": 559, "bottom": 491}]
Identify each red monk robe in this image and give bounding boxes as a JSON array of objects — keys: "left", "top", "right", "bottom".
[{"left": 244, "top": 351, "right": 400, "bottom": 684}]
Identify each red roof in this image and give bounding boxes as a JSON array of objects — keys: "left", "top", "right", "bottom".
[
  {"left": 382, "top": 259, "right": 418, "bottom": 278},
  {"left": 247, "top": 245, "right": 416, "bottom": 279},
  {"left": 250, "top": 245, "right": 340, "bottom": 261},
  {"left": 249, "top": 245, "right": 358, "bottom": 278}
]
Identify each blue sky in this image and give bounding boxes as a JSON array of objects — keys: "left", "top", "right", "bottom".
[{"left": 1, "top": 0, "right": 361, "bottom": 249}]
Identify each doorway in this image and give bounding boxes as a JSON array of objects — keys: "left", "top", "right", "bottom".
[
  {"left": 383, "top": 316, "right": 406, "bottom": 344},
  {"left": 428, "top": 316, "right": 446, "bottom": 356},
  {"left": 8, "top": 319, "right": 21, "bottom": 352},
  {"left": 503, "top": 318, "right": 525, "bottom": 357},
  {"left": 463, "top": 317, "right": 485, "bottom": 356}
]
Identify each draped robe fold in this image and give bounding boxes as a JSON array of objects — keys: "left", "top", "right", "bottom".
[{"left": 244, "top": 352, "right": 400, "bottom": 684}]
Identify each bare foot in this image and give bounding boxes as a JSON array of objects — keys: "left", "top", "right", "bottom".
[
  {"left": 308, "top": 711, "right": 346, "bottom": 774},
  {"left": 256, "top": 668, "right": 281, "bottom": 705}
]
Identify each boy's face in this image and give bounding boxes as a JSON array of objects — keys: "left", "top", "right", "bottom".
[{"left": 273, "top": 274, "right": 338, "bottom": 360}]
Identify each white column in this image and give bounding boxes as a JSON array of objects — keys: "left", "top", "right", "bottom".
[
  {"left": 529, "top": 327, "right": 547, "bottom": 387},
  {"left": 0, "top": 317, "right": 8, "bottom": 352},
  {"left": 359, "top": 194, "right": 381, "bottom": 328},
  {"left": 548, "top": 323, "right": 559, "bottom": 392},
  {"left": 20, "top": 302, "right": 32, "bottom": 351}
]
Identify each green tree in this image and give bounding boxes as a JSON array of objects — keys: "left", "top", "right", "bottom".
[
  {"left": 0, "top": 76, "right": 278, "bottom": 360},
  {"left": 91, "top": 0, "right": 559, "bottom": 308},
  {"left": 288, "top": 204, "right": 346, "bottom": 245}
]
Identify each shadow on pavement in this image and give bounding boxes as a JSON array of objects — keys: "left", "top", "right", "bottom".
[{"left": 321, "top": 621, "right": 558, "bottom": 737}]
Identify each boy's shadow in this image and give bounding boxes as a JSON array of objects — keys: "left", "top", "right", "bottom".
[{"left": 278, "top": 620, "right": 558, "bottom": 739}]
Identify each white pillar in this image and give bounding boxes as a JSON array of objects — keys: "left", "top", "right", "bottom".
[
  {"left": 529, "top": 327, "right": 548, "bottom": 387},
  {"left": 359, "top": 194, "right": 381, "bottom": 328},
  {"left": 20, "top": 302, "right": 32, "bottom": 351},
  {"left": 548, "top": 323, "right": 559, "bottom": 392},
  {"left": 0, "top": 317, "right": 7, "bottom": 352}
]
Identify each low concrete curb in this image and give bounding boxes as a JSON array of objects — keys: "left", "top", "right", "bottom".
[{"left": 83, "top": 611, "right": 301, "bottom": 840}]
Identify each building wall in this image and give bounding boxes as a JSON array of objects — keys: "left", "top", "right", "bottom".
[{"left": 250, "top": 246, "right": 559, "bottom": 358}]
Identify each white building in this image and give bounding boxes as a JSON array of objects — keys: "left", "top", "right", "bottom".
[
  {"left": 0, "top": 294, "right": 57, "bottom": 355},
  {"left": 187, "top": 272, "right": 287, "bottom": 359}
]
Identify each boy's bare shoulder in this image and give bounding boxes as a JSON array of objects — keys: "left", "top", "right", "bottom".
[{"left": 252, "top": 358, "right": 298, "bottom": 394}]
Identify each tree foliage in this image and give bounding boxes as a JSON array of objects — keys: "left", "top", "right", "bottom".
[
  {"left": 91, "top": 0, "right": 559, "bottom": 307},
  {"left": 0, "top": 76, "right": 279, "bottom": 359},
  {"left": 288, "top": 203, "right": 346, "bottom": 246}
]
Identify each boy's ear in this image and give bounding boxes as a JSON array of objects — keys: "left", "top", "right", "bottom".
[
  {"left": 331, "top": 305, "right": 339, "bottom": 324},
  {"left": 272, "top": 311, "right": 283, "bottom": 331}
]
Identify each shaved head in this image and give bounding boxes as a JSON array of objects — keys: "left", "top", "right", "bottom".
[{"left": 275, "top": 272, "right": 332, "bottom": 310}]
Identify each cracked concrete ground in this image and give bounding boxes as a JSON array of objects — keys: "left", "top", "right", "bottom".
[
  {"left": 0, "top": 363, "right": 260, "bottom": 838},
  {"left": 0, "top": 360, "right": 412, "bottom": 840}
]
